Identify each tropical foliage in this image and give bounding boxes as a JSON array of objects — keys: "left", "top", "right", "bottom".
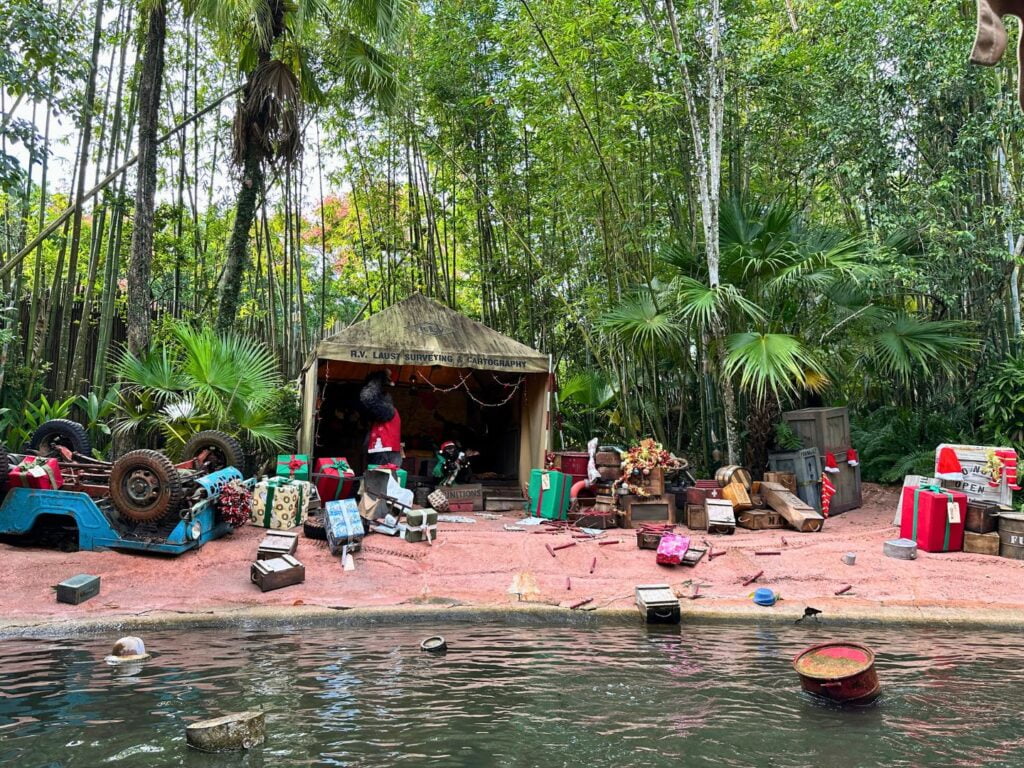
[{"left": 1, "top": 0, "right": 1023, "bottom": 475}]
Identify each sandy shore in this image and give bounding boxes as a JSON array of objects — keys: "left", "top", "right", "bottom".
[{"left": 3, "top": 483, "right": 1024, "bottom": 634}]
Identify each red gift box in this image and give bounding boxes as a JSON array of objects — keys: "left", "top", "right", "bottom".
[
  {"left": 9, "top": 457, "right": 63, "bottom": 490},
  {"left": 899, "top": 483, "right": 966, "bottom": 553},
  {"left": 314, "top": 457, "right": 357, "bottom": 501}
]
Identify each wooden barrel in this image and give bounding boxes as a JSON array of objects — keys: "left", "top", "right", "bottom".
[
  {"left": 998, "top": 513, "right": 1024, "bottom": 560},
  {"left": 793, "top": 642, "right": 880, "bottom": 704},
  {"left": 715, "top": 465, "right": 752, "bottom": 490}
]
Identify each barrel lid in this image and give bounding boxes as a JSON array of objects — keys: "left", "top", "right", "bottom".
[
  {"left": 999, "top": 513, "right": 1024, "bottom": 522},
  {"left": 793, "top": 642, "right": 875, "bottom": 680}
]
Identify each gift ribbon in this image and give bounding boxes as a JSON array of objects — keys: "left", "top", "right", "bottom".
[
  {"left": 913, "top": 483, "right": 954, "bottom": 550},
  {"left": 281, "top": 455, "right": 308, "bottom": 478},
  {"left": 15, "top": 458, "right": 57, "bottom": 488},
  {"left": 261, "top": 477, "right": 306, "bottom": 527}
]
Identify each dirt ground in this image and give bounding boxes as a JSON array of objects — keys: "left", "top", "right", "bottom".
[{"left": 3, "top": 483, "right": 1023, "bottom": 629}]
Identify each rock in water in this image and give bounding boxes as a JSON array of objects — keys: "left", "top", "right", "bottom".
[{"left": 185, "top": 711, "right": 265, "bottom": 752}]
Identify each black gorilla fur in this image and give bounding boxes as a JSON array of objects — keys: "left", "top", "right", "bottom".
[{"left": 360, "top": 371, "right": 396, "bottom": 423}]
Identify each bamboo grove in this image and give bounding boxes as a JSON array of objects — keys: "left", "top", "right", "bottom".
[{"left": 2, "top": 0, "right": 1024, "bottom": 475}]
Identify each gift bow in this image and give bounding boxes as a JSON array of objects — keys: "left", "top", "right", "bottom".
[{"left": 285, "top": 456, "right": 307, "bottom": 475}]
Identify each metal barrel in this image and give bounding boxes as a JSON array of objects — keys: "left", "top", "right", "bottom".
[{"left": 999, "top": 514, "right": 1024, "bottom": 560}]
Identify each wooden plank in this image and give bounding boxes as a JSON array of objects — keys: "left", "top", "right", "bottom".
[{"left": 761, "top": 482, "right": 824, "bottom": 532}]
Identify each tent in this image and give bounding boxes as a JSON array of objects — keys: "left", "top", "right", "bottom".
[{"left": 299, "top": 294, "right": 552, "bottom": 485}]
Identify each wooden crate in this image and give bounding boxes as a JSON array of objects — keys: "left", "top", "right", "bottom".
[
  {"left": 964, "top": 531, "right": 1000, "bottom": 556},
  {"left": 440, "top": 483, "right": 483, "bottom": 510},
  {"left": 763, "top": 471, "right": 797, "bottom": 494},
  {"left": 965, "top": 500, "right": 1000, "bottom": 534},
  {"left": 621, "top": 494, "right": 676, "bottom": 527},
  {"left": 768, "top": 450, "right": 822, "bottom": 511},
  {"left": 635, "top": 584, "right": 680, "bottom": 624},
  {"left": 257, "top": 531, "right": 299, "bottom": 560},
  {"left": 782, "top": 407, "right": 851, "bottom": 455},
  {"left": 685, "top": 503, "right": 708, "bottom": 531},
  {"left": 736, "top": 509, "right": 787, "bottom": 530},
  {"left": 761, "top": 481, "right": 824, "bottom": 532},
  {"left": 706, "top": 499, "right": 736, "bottom": 534},
  {"left": 829, "top": 455, "right": 862, "bottom": 515},
  {"left": 722, "top": 482, "right": 753, "bottom": 511},
  {"left": 250, "top": 555, "right": 305, "bottom": 592}
]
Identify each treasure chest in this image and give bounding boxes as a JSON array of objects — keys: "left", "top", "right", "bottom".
[
  {"left": 55, "top": 574, "right": 100, "bottom": 605},
  {"left": 251, "top": 554, "right": 305, "bottom": 592},
  {"left": 706, "top": 498, "right": 736, "bottom": 535},
  {"left": 324, "top": 499, "right": 365, "bottom": 554},
  {"left": 404, "top": 508, "right": 438, "bottom": 543},
  {"left": 275, "top": 454, "right": 311, "bottom": 482},
  {"left": 251, "top": 477, "right": 311, "bottom": 529},
  {"left": 634, "top": 583, "right": 681, "bottom": 624},
  {"left": 257, "top": 531, "right": 299, "bottom": 560}
]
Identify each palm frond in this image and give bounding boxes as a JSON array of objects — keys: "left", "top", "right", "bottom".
[
  {"left": 598, "top": 293, "right": 685, "bottom": 351},
  {"left": 723, "top": 332, "right": 823, "bottom": 401},
  {"left": 868, "top": 314, "right": 978, "bottom": 383},
  {"left": 559, "top": 371, "right": 617, "bottom": 409},
  {"left": 669, "top": 277, "right": 765, "bottom": 330}
]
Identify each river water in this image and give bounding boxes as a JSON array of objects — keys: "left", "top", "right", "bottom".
[{"left": 0, "top": 620, "right": 1020, "bottom": 767}]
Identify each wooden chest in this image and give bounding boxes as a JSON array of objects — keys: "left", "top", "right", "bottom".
[
  {"left": 964, "top": 531, "right": 1000, "bottom": 556},
  {"left": 56, "top": 574, "right": 100, "bottom": 605},
  {"left": 687, "top": 484, "right": 723, "bottom": 505},
  {"left": 685, "top": 502, "right": 708, "bottom": 531},
  {"left": 706, "top": 499, "right": 736, "bottom": 535},
  {"left": 721, "top": 482, "right": 752, "bottom": 511},
  {"left": 620, "top": 495, "right": 675, "bottom": 528},
  {"left": 251, "top": 554, "right": 305, "bottom": 592},
  {"left": 635, "top": 584, "right": 681, "bottom": 624},
  {"left": 736, "top": 509, "right": 787, "bottom": 530},
  {"left": 256, "top": 531, "right": 299, "bottom": 560},
  {"left": 965, "top": 500, "right": 1000, "bottom": 534}
]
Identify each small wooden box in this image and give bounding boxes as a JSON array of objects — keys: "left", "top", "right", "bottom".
[
  {"left": 635, "top": 583, "right": 681, "bottom": 624},
  {"left": 625, "top": 467, "right": 665, "bottom": 496},
  {"left": 595, "top": 450, "right": 621, "bottom": 467},
  {"left": 706, "top": 499, "right": 736, "bottom": 535},
  {"left": 621, "top": 495, "right": 675, "bottom": 528},
  {"left": 636, "top": 529, "right": 670, "bottom": 549},
  {"left": 965, "top": 501, "right": 1000, "bottom": 534},
  {"left": 736, "top": 509, "right": 787, "bottom": 530},
  {"left": 56, "top": 574, "right": 100, "bottom": 605},
  {"left": 722, "top": 482, "right": 753, "bottom": 511},
  {"left": 685, "top": 503, "right": 708, "bottom": 531},
  {"left": 257, "top": 531, "right": 299, "bottom": 560},
  {"left": 440, "top": 483, "right": 483, "bottom": 510},
  {"left": 251, "top": 554, "right": 305, "bottom": 592},
  {"left": 964, "top": 530, "right": 1000, "bottom": 556}
]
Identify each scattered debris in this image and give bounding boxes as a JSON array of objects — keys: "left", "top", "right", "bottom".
[
  {"left": 742, "top": 570, "right": 764, "bottom": 586},
  {"left": 834, "top": 584, "right": 853, "bottom": 595}
]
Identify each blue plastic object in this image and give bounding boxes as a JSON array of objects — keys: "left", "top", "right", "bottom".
[
  {"left": 0, "top": 487, "right": 231, "bottom": 555},
  {"left": 753, "top": 587, "right": 777, "bottom": 606}
]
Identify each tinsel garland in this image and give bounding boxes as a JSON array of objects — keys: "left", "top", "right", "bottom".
[
  {"left": 616, "top": 438, "right": 684, "bottom": 497},
  {"left": 217, "top": 480, "right": 253, "bottom": 528}
]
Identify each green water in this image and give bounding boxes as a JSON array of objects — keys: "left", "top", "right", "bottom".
[{"left": 0, "top": 620, "right": 1021, "bottom": 767}]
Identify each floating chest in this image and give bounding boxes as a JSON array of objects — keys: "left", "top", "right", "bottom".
[
  {"left": 250, "top": 554, "right": 305, "bottom": 592},
  {"left": 635, "top": 583, "right": 681, "bottom": 624},
  {"left": 56, "top": 574, "right": 100, "bottom": 605},
  {"left": 256, "top": 531, "right": 299, "bottom": 560}
]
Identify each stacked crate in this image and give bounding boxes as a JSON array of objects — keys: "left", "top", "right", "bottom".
[{"left": 780, "top": 407, "right": 862, "bottom": 514}]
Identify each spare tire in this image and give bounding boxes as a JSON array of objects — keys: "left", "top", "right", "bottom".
[
  {"left": 30, "top": 419, "right": 92, "bottom": 458},
  {"left": 181, "top": 430, "right": 245, "bottom": 473},
  {"left": 110, "top": 450, "right": 185, "bottom": 523},
  {"left": 303, "top": 514, "right": 327, "bottom": 540}
]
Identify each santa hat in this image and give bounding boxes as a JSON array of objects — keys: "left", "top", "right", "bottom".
[
  {"left": 824, "top": 451, "right": 840, "bottom": 474},
  {"left": 846, "top": 449, "right": 859, "bottom": 467},
  {"left": 936, "top": 446, "right": 962, "bottom": 481}
]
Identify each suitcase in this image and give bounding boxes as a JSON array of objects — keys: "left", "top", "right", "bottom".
[
  {"left": 251, "top": 554, "right": 305, "bottom": 592},
  {"left": 56, "top": 574, "right": 100, "bottom": 605},
  {"left": 256, "top": 531, "right": 299, "bottom": 560},
  {"left": 635, "top": 583, "right": 681, "bottom": 624}
]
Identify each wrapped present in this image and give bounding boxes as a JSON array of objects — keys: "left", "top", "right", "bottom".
[
  {"left": 275, "top": 454, "right": 311, "bottom": 482},
  {"left": 527, "top": 469, "right": 572, "bottom": 520},
  {"left": 655, "top": 533, "right": 691, "bottom": 566},
  {"left": 899, "top": 483, "right": 967, "bottom": 553},
  {"left": 404, "top": 508, "right": 438, "bottom": 543},
  {"left": 314, "top": 457, "right": 357, "bottom": 501},
  {"left": 9, "top": 456, "right": 62, "bottom": 490},
  {"left": 368, "top": 463, "right": 408, "bottom": 488},
  {"left": 251, "top": 477, "right": 311, "bottom": 529},
  {"left": 324, "top": 499, "right": 364, "bottom": 554}
]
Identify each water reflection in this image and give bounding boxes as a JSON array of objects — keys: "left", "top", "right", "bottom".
[{"left": 0, "top": 622, "right": 1021, "bottom": 767}]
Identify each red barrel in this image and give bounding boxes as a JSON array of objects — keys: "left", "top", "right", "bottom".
[{"left": 793, "top": 642, "right": 880, "bottom": 704}]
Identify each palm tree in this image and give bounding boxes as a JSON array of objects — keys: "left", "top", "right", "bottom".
[
  {"left": 127, "top": 0, "right": 168, "bottom": 357},
  {"left": 185, "top": 0, "right": 409, "bottom": 333}
]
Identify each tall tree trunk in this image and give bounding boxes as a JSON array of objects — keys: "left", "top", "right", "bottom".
[
  {"left": 127, "top": 0, "right": 167, "bottom": 357},
  {"left": 216, "top": 145, "right": 264, "bottom": 333}
]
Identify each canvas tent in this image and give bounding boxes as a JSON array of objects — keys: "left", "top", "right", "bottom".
[{"left": 299, "top": 294, "right": 551, "bottom": 485}]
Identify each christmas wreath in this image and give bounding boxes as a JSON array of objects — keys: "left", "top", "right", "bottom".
[
  {"left": 615, "top": 438, "right": 684, "bottom": 497},
  {"left": 217, "top": 479, "right": 253, "bottom": 528}
]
